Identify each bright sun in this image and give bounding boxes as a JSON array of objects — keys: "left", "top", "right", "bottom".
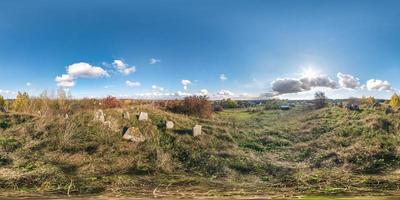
[{"left": 301, "top": 67, "right": 319, "bottom": 78}]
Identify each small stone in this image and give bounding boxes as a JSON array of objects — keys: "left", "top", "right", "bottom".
[
  {"left": 166, "top": 121, "right": 174, "bottom": 129},
  {"left": 123, "top": 112, "right": 130, "bottom": 119},
  {"left": 193, "top": 125, "right": 202, "bottom": 137},
  {"left": 138, "top": 112, "right": 148, "bottom": 121},
  {"left": 65, "top": 114, "right": 69, "bottom": 119},
  {"left": 122, "top": 127, "right": 145, "bottom": 142},
  {"left": 94, "top": 109, "right": 105, "bottom": 122}
]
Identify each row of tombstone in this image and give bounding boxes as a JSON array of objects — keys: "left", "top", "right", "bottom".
[
  {"left": 93, "top": 110, "right": 202, "bottom": 143},
  {"left": 122, "top": 124, "right": 202, "bottom": 143}
]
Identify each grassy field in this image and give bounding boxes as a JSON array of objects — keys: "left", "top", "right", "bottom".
[{"left": 0, "top": 103, "right": 400, "bottom": 197}]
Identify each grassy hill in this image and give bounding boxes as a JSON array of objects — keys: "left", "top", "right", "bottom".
[{"left": 0, "top": 103, "right": 399, "bottom": 196}]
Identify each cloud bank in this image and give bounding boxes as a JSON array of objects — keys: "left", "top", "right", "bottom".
[
  {"left": 271, "top": 75, "right": 337, "bottom": 95},
  {"left": 365, "top": 79, "right": 393, "bottom": 91},
  {"left": 337, "top": 72, "right": 360, "bottom": 89}
]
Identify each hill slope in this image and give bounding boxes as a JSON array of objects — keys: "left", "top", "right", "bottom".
[{"left": 0, "top": 105, "right": 399, "bottom": 195}]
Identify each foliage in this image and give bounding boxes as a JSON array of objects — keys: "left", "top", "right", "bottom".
[
  {"left": 0, "top": 95, "right": 5, "bottom": 110},
  {"left": 12, "top": 92, "right": 29, "bottom": 112},
  {"left": 264, "top": 99, "right": 282, "bottom": 110},
  {"left": 361, "top": 96, "right": 376, "bottom": 106},
  {"left": 314, "top": 91, "right": 327, "bottom": 109},
  {"left": 166, "top": 95, "right": 212, "bottom": 118},
  {"left": 389, "top": 94, "right": 400, "bottom": 108},
  {"left": 220, "top": 98, "right": 238, "bottom": 109},
  {"left": 102, "top": 96, "right": 121, "bottom": 108}
]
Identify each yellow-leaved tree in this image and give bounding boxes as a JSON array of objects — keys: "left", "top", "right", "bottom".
[
  {"left": 389, "top": 94, "right": 400, "bottom": 108},
  {"left": 12, "top": 92, "right": 30, "bottom": 112},
  {"left": 0, "top": 95, "right": 5, "bottom": 110},
  {"left": 361, "top": 96, "right": 376, "bottom": 106}
]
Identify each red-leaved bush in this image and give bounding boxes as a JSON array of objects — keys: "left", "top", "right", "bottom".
[
  {"left": 102, "top": 96, "right": 121, "bottom": 108},
  {"left": 165, "top": 95, "right": 212, "bottom": 118}
]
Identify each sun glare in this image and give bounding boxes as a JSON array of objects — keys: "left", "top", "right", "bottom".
[{"left": 301, "top": 67, "right": 319, "bottom": 78}]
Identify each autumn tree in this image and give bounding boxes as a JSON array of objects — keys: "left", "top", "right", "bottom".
[
  {"left": 0, "top": 95, "right": 5, "bottom": 111},
  {"left": 390, "top": 94, "right": 400, "bottom": 108},
  {"left": 12, "top": 92, "right": 29, "bottom": 112},
  {"left": 361, "top": 96, "right": 376, "bottom": 106}
]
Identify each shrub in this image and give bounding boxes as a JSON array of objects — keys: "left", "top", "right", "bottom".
[
  {"left": 12, "top": 92, "right": 29, "bottom": 112},
  {"left": 389, "top": 94, "right": 400, "bottom": 108},
  {"left": 0, "top": 95, "right": 5, "bottom": 111},
  {"left": 361, "top": 96, "right": 376, "bottom": 106},
  {"left": 314, "top": 91, "right": 327, "bottom": 109},
  {"left": 102, "top": 96, "right": 121, "bottom": 108},
  {"left": 213, "top": 104, "right": 224, "bottom": 112},
  {"left": 166, "top": 95, "right": 212, "bottom": 118},
  {"left": 264, "top": 99, "right": 281, "bottom": 110},
  {"left": 220, "top": 98, "right": 238, "bottom": 109}
]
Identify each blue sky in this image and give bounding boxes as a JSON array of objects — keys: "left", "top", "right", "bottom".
[{"left": 1, "top": 0, "right": 400, "bottom": 99}]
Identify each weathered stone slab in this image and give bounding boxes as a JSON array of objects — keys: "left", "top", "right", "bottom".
[
  {"left": 193, "top": 125, "right": 202, "bottom": 137},
  {"left": 94, "top": 109, "right": 105, "bottom": 122},
  {"left": 122, "top": 127, "right": 145, "bottom": 142},
  {"left": 138, "top": 112, "right": 148, "bottom": 121},
  {"left": 123, "top": 112, "right": 130, "bottom": 119},
  {"left": 166, "top": 121, "right": 174, "bottom": 129}
]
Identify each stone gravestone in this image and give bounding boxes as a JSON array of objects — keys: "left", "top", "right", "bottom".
[
  {"left": 123, "top": 112, "right": 130, "bottom": 119},
  {"left": 166, "top": 121, "right": 174, "bottom": 129},
  {"left": 193, "top": 125, "right": 202, "bottom": 137},
  {"left": 138, "top": 112, "right": 148, "bottom": 121},
  {"left": 94, "top": 109, "right": 105, "bottom": 122},
  {"left": 122, "top": 127, "right": 145, "bottom": 142},
  {"left": 65, "top": 114, "right": 69, "bottom": 119}
]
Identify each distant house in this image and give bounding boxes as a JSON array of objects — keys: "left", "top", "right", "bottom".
[{"left": 280, "top": 104, "right": 290, "bottom": 110}]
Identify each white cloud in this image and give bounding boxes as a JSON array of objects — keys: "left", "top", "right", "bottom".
[
  {"left": 55, "top": 74, "right": 75, "bottom": 88},
  {"left": 126, "top": 80, "right": 141, "bottom": 87},
  {"left": 67, "top": 62, "right": 109, "bottom": 77},
  {"left": 366, "top": 79, "right": 393, "bottom": 91},
  {"left": 152, "top": 85, "right": 164, "bottom": 92},
  {"left": 181, "top": 80, "right": 191, "bottom": 90},
  {"left": 271, "top": 75, "right": 337, "bottom": 95},
  {"left": 26, "top": 82, "right": 32, "bottom": 87},
  {"left": 218, "top": 90, "right": 235, "bottom": 96},
  {"left": 220, "top": 74, "right": 227, "bottom": 81},
  {"left": 55, "top": 62, "right": 109, "bottom": 88},
  {"left": 200, "top": 89, "right": 208, "bottom": 95},
  {"left": 337, "top": 72, "right": 360, "bottom": 89},
  {"left": 149, "top": 58, "right": 161, "bottom": 64},
  {"left": 175, "top": 91, "right": 191, "bottom": 97},
  {"left": 112, "top": 60, "right": 136, "bottom": 75}
]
